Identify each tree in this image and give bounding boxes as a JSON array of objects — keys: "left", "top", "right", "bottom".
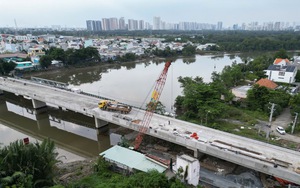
[
  {"left": 0, "top": 139, "right": 58, "bottom": 187},
  {"left": 290, "top": 93, "right": 300, "bottom": 113},
  {"left": 39, "top": 55, "right": 52, "bottom": 68},
  {"left": 48, "top": 47, "right": 65, "bottom": 62},
  {"left": 123, "top": 170, "right": 172, "bottom": 188},
  {"left": 220, "top": 63, "right": 244, "bottom": 88},
  {"left": 295, "top": 70, "right": 300, "bottom": 82},
  {"left": 1, "top": 61, "right": 16, "bottom": 74},
  {"left": 175, "top": 76, "right": 228, "bottom": 122},
  {"left": 31, "top": 40, "right": 39, "bottom": 44},
  {"left": 274, "top": 49, "right": 289, "bottom": 59},
  {"left": 182, "top": 45, "right": 196, "bottom": 56},
  {"left": 146, "top": 101, "right": 166, "bottom": 115},
  {"left": 246, "top": 84, "right": 270, "bottom": 111}
]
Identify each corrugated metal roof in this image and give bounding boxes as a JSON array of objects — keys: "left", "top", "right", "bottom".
[{"left": 100, "top": 145, "right": 167, "bottom": 173}]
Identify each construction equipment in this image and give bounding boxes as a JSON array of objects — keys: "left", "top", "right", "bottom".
[
  {"left": 134, "top": 61, "right": 172, "bottom": 150},
  {"left": 98, "top": 100, "right": 131, "bottom": 114}
]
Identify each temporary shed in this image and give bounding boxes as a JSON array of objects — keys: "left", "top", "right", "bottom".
[{"left": 100, "top": 145, "right": 167, "bottom": 173}]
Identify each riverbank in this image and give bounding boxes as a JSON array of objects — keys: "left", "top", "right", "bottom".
[
  {"left": 22, "top": 56, "right": 168, "bottom": 79},
  {"left": 56, "top": 157, "right": 97, "bottom": 186}
]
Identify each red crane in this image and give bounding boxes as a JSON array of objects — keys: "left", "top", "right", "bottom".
[{"left": 134, "top": 61, "right": 172, "bottom": 150}]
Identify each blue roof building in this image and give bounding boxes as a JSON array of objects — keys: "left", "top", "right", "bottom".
[{"left": 100, "top": 145, "right": 167, "bottom": 173}]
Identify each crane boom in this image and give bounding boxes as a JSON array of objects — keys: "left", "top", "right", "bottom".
[{"left": 134, "top": 61, "right": 172, "bottom": 150}]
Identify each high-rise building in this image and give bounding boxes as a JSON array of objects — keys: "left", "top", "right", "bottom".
[
  {"left": 86, "top": 20, "right": 93, "bottom": 31},
  {"left": 128, "top": 19, "right": 138, "bottom": 30},
  {"left": 133, "top": 20, "right": 138, "bottom": 30},
  {"left": 145, "top": 22, "right": 152, "bottom": 30},
  {"left": 102, "top": 18, "right": 110, "bottom": 31},
  {"left": 139, "top": 20, "right": 144, "bottom": 30},
  {"left": 217, "top": 21, "right": 223, "bottom": 30},
  {"left": 110, "top": 17, "right": 119, "bottom": 30},
  {"left": 274, "top": 22, "right": 281, "bottom": 30},
  {"left": 128, "top": 19, "right": 134, "bottom": 30},
  {"left": 86, "top": 20, "right": 102, "bottom": 31},
  {"left": 153, "top": 17, "right": 161, "bottom": 30},
  {"left": 233, "top": 24, "right": 239, "bottom": 30},
  {"left": 95, "top": 21, "right": 102, "bottom": 31},
  {"left": 119, "top": 17, "right": 126, "bottom": 30}
]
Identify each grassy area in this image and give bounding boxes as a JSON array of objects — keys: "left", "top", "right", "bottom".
[
  {"left": 225, "top": 106, "right": 269, "bottom": 124},
  {"left": 52, "top": 157, "right": 192, "bottom": 188},
  {"left": 285, "top": 123, "right": 300, "bottom": 135}
]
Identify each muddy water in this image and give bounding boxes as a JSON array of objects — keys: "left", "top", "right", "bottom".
[
  {"left": 0, "top": 93, "right": 124, "bottom": 161},
  {"left": 27, "top": 54, "right": 244, "bottom": 112},
  {"left": 1, "top": 54, "right": 244, "bottom": 160}
]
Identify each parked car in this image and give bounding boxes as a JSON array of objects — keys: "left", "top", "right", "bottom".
[{"left": 276, "top": 126, "right": 286, "bottom": 135}]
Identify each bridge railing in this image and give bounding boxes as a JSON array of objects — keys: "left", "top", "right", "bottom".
[
  {"left": 79, "top": 91, "right": 145, "bottom": 110},
  {"left": 9, "top": 76, "right": 146, "bottom": 111}
]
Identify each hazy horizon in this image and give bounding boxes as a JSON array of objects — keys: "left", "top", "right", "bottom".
[{"left": 1, "top": 0, "right": 299, "bottom": 28}]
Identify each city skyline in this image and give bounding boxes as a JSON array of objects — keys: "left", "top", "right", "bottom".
[{"left": 1, "top": 0, "right": 300, "bottom": 28}]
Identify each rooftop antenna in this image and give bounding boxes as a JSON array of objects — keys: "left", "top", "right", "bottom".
[{"left": 14, "top": 18, "right": 18, "bottom": 35}]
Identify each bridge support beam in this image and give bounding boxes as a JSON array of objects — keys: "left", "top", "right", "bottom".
[
  {"left": 32, "top": 99, "right": 47, "bottom": 109},
  {"left": 95, "top": 117, "right": 108, "bottom": 128},
  {"left": 193, "top": 149, "right": 205, "bottom": 159}
]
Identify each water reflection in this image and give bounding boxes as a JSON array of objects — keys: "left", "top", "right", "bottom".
[
  {"left": 6, "top": 101, "right": 37, "bottom": 121},
  {"left": 182, "top": 57, "right": 196, "bottom": 64},
  {"left": 48, "top": 115, "right": 98, "bottom": 141},
  {"left": 0, "top": 94, "right": 130, "bottom": 158},
  {"left": 26, "top": 55, "right": 244, "bottom": 112}
]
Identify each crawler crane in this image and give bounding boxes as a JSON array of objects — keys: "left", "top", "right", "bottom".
[{"left": 134, "top": 61, "right": 172, "bottom": 150}]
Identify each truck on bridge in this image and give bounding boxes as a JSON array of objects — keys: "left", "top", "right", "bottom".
[{"left": 98, "top": 100, "right": 131, "bottom": 114}]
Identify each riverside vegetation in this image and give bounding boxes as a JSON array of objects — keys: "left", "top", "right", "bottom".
[{"left": 0, "top": 139, "right": 194, "bottom": 188}]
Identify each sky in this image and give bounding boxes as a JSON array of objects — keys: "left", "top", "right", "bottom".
[{"left": 1, "top": 0, "right": 299, "bottom": 28}]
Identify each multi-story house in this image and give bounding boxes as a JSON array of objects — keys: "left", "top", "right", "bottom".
[{"left": 264, "top": 64, "right": 297, "bottom": 84}]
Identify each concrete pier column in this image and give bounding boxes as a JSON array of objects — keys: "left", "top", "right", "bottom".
[
  {"left": 95, "top": 117, "right": 109, "bottom": 128},
  {"left": 32, "top": 99, "right": 47, "bottom": 109},
  {"left": 0, "top": 90, "right": 3, "bottom": 95},
  {"left": 193, "top": 149, "right": 205, "bottom": 159},
  {"left": 194, "top": 149, "right": 199, "bottom": 158}
]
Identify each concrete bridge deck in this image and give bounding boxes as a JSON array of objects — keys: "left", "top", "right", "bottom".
[{"left": 0, "top": 76, "right": 299, "bottom": 184}]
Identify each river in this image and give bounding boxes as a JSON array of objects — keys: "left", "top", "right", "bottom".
[
  {"left": 0, "top": 54, "right": 245, "bottom": 160},
  {"left": 33, "top": 54, "right": 245, "bottom": 112}
]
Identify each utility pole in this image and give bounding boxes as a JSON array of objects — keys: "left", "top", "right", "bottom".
[
  {"left": 291, "top": 112, "right": 298, "bottom": 134},
  {"left": 267, "top": 103, "right": 276, "bottom": 139}
]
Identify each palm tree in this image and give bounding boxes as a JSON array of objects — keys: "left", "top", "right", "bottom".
[{"left": 0, "top": 138, "right": 59, "bottom": 187}]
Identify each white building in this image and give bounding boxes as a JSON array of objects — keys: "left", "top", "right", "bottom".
[
  {"left": 175, "top": 154, "right": 200, "bottom": 186},
  {"left": 265, "top": 65, "right": 297, "bottom": 84},
  {"left": 153, "top": 17, "right": 161, "bottom": 30},
  {"left": 273, "top": 58, "right": 290, "bottom": 66}
]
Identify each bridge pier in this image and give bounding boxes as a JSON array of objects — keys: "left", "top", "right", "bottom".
[
  {"left": 193, "top": 149, "right": 205, "bottom": 159},
  {"left": 95, "top": 117, "right": 109, "bottom": 128},
  {"left": 32, "top": 99, "right": 47, "bottom": 109}
]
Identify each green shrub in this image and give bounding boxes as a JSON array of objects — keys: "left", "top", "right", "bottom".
[{"left": 0, "top": 138, "right": 58, "bottom": 187}]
